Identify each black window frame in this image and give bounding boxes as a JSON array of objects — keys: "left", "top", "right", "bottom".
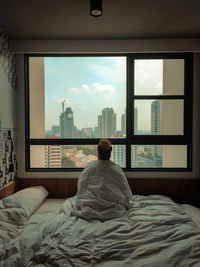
[{"left": 25, "top": 53, "right": 193, "bottom": 172}]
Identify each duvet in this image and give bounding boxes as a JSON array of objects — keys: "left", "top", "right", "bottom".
[{"left": 1, "top": 194, "right": 200, "bottom": 267}]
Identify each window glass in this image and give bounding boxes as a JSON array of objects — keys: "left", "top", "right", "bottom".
[
  {"left": 134, "top": 59, "right": 184, "bottom": 95},
  {"left": 27, "top": 54, "right": 192, "bottom": 171},
  {"left": 131, "top": 145, "right": 187, "bottom": 168},
  {"left": 30, "top": 145, "right": 126, "bottom": 168},
  {"left": 29, "top": 57, "right": 126, "bottom": 139},
  {"left": 134, "top": 100, "right": 184, "bottom": 135}
]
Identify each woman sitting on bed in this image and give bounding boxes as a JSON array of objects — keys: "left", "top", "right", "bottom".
[{"left": 72, "top": 139, "right": 132, "bottom": 221}]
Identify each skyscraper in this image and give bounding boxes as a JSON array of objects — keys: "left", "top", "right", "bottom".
[
  {"left": 112, "top": 145, "right": 126, "bottom": 167},
  {"left": 45, "top": 144, "right": 62, "bottom": 168},
  {"left": 98, "top": 108, "right": 116, "bottom": 138},
  {"left": 59, "top": 107, "right": 74, "bottom": 138},
  {"left": 134, "top": 107, "right": 138, "bottom": 134},
  {"left": 151, "top": 100, "right": 162, "bottom": 165},
  {"left": 121, "top": 113, "right": 126, "bottom": 135},
  {"left": 93, "top": 127, "right": 98, "bottom": 138},
  {"left": 82, "top": 127, "right": 93, "bottom": 138},
  {"left": 51, "top": 125, "right": 60, "bottom": 136},
  {"left": 151, "top": 101, "right": 160, "bottom": 135},
  {"left": 100, "top": 107, "right": 116, "bottom": 138},
  {"left": 45, "top": 137, "right": 61, "bottom": 168},
  {"left": 98, "top": 115, "right": 102, "bottom": 138},
  {"left": 131, "top": 107, "right": 138, "bottom": 168}
]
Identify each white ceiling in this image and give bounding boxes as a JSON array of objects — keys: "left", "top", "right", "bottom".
[{"left": 0, "top": 0, "right": 200, "bottom": 40}]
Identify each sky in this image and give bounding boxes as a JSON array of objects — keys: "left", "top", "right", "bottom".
[{"left": 44, "top": 57, "right": 163, "bottom": 132}]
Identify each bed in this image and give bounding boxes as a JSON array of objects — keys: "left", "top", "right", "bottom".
[{"left": 0, "top": 186, "right": 200, "bottom": 267}]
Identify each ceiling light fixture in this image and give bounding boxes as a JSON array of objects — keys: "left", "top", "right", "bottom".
[{"left": 90, "top": 0, "right": 102, "bottom": 17}]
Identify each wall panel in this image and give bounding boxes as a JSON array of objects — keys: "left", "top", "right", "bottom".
[{"left": 17, "top": 178, "right": 200, "bottom": 207}]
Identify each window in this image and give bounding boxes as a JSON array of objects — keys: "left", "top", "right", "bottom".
[{"left": 25, "top": 53, "right": 193, "bottom": 171}]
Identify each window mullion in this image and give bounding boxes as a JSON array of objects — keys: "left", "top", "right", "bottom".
[{"left": 126, "top": 55, "right": 134, "bottom": 169}]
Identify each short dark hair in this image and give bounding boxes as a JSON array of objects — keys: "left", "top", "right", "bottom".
[{"left": 97, "top": 139, "right": 112, "bottom": 160}]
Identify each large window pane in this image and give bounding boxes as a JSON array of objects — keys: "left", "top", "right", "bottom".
[
  {"left": 134, "top": 59, "right": 184, "bottom": 95},
  {"left": 131, "top": 145, "right": 187, "bottom": 168},
  {"left": 29, "top": 57, "right": 126, "bottom": 139},
  {"left": 134, "top": 100, "right": 184, "bottom": 135},
  {"left": 30, "top": 145, "right": 126, "bottom": 168},
  {"left": 26, "top": 54, "right": 192, "bottom": 171}
]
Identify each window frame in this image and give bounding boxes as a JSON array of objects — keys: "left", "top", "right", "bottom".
[{"left": 25, "top": 53, "right": 193, "bottom": 172}]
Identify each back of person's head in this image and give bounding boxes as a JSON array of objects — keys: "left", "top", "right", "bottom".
[{"left": 98, "top": 139, "right": 112, "bottom": 160}]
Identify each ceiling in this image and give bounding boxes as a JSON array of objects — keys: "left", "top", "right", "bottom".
[{"left": 0, "top": 0, "right": 200, "bottom": 40}]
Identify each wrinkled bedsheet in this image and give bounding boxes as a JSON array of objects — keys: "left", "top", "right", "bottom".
[
  {"left": 72, "top": 160, "right": 133, "bottom": 221},
  {"left": 1, "top": 195, "right": 200, "bottom": 267},
  {"left": 0, "top": 206, "right": 27, "bottom": 259},
  {"left": 0, "top": 186, "right": 49, "bottom": 261}
]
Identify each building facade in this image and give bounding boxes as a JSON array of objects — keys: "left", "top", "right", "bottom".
[
  {"left": 59, "top": 107, "right": 74, "bottom": 138},
  {"left": 98, "top": 108, "right": 116, "bottom": 138}
]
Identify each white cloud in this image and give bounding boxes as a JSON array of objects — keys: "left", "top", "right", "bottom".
[
  {"left": 88, "top": 58, "right": 126, "bottom": 84},
  {"left": 93, "top": 83, "right": 115, "bottom": 94},
  {"left": 70, "top": 84, "right": 90, "bottom": 95},
  {"left": 135, "top": 60, "right": 163, "bottom": 95}
]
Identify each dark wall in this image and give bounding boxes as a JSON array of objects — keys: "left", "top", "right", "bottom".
[{"left": 17, "top": 178, "right": 200, "bottom": 208}]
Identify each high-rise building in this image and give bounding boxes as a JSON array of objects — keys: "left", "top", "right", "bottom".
[
  {"left": 121, "top": 108, "right": 138, "bottom": 135},
  {"left": 112, "top": 145, "right": 126, "bottom": 168},
  {"left": 151, "top": 101, "right": 160, "bottom": 135},
  {"left": 121, "top": 113, "right": 126, "bottom": 135},
  {"left": 98, "top": 115, "right": 102, "bottom": 138},
  {"left": 151, "top": 100, "right": 162, "bottom": 165},
  {"left": 131, "top": 145, "right": 137, "bottom": 168},
  {"left": 98, "top": 107, "right": 116, "bottom": 138},
  {"left": 51, "top": 125, "right": 60, "bottom": 136},
  {"left": 59, "top": 107, "right": 74, "bottom": 138},
  {"left": 45, "top": 130, "right": 52, "bottom": 136},
  {"left": 93, "top": 127, "right": 98, "bottom": 138},
  {"left": 82, "top": 127, "right": 93, "bottom": 138},
  {"left": 45, "top": 137, "right": 61, "bottom": 168},
  {"left": 134, "top": 107, "right": 138, "bottom": 134}
]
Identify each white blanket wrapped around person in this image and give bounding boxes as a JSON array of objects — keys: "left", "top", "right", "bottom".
[{"left": 71, "top": 139, "right": 132, "bottom": 221}]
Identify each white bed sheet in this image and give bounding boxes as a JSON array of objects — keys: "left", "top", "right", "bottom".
[
  {"left": 1, "top": 196, "right": 200, "bottom": 267},
  {"left": 25, "top": 198, "right": 66, "bottom": 228},
  {"left": 0, "top": 198, "right": 66, "bottom": 267}
]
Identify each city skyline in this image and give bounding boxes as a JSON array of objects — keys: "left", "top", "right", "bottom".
[
  {"left": 47, "top": 105, "right": 127, "bottom": 138},
  {"left": 46, "top": 105, "right": 144, "bottom": 138},
  {"left": 44, "top": 57, "right": 163, "bottom": 131},
  {"left": 45, "top": 57, "right": 126, "bottom": 131},
  {"left": 44, "top": 100, "right": 162, "bottom": 168}
]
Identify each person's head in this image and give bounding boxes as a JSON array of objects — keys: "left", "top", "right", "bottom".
[{"left": 97, "top": 139, "right": 112, "bottom": 160}]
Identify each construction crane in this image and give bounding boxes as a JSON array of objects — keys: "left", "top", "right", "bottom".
[{"left": 62, "top": 100, "right": 66, "bottom": 113}]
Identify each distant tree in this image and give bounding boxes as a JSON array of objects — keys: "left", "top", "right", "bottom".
[
  {"left": 62, "top": 156, "right": 76, "bottom": 168},
  {"left": 140, "top": 151, "right": 153, "bottom": 160},
  {"left": 76, "top": 146, "right": 97, "bottom": 156}
]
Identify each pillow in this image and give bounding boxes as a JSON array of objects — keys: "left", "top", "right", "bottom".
[{"left": 2, "top": 186, "right": 49, "bottom": 217}]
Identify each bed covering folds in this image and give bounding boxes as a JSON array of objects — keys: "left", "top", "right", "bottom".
[{"left": 0, "top": 188, "right": 200, "bottom": 266}]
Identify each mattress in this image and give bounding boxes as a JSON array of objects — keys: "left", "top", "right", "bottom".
[
  {"left": 1, "top": 195, "right": 200, "bottom": 267},
  {"left": 20, "top": 198, "right": 67, "bottom": 256},
  {"left": 25, "top": 198, "right": 66, "bottom": 229}
]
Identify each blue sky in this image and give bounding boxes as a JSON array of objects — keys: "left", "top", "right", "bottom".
[
  {"left": 44, "top": 57, "right": 164, "bottom": 132},
  {"left": 45, "top": 57, "right": 126, "bottom": 131}
]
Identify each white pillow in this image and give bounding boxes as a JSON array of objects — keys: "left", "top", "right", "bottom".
[{"left": 2, "top": 186, "right": 49, "bottom": 217}]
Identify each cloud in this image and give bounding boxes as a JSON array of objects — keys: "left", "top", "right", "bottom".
[
  {"left": 135, "top": 60, "right": 163, "bottom": 95},
  {"left": 70, "top": 84, "right": 90, "bottom": 95},
  {"left": 88, "top": 57, "right": 126, "bottom": 84},
  {"left": 93, "top": 83, "right": 115, "bottom": 94}
]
